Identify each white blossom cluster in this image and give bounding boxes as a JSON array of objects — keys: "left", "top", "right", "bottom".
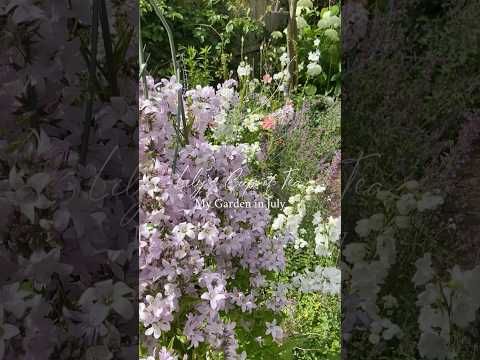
[
  {"left": 268, "top": 48, "right": 291, "bottom": 94},
  {"left": 237, "top": 142, "right": 261, "bottom": 163},
  {"left": 414, "top": 255, "right": 480, "bottom": 360},
  {"left": 343, "top": 181, "right": 445, "bottom": 346},
  {"left": 290, "top": 213, "right": 340, "bottom": 295},
  {"left": 237, "top": 61, "right": 252, "bottom": 78},
  {"left": 291, "top": 266, "right": 340, "bottom": 294},
  {"left": 271, "top": 181, "right": 340, "bottom": 295},
  {"left": 242, "top": 113, "right": 263, "bottom": 133},
  {"left": 313, "top": 212, "right": 341, "bottom": 257},
  {"left": 271, "top": 180, "right": 327, "bottom": 249},
  {"left": 306, "top": 41, "right": 322, "bottom": 78}
]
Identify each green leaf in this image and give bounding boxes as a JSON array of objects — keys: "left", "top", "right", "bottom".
[
  {"left": 168, "top": 336, "right": 175, "bottom": 349},
  {"left": 330, "top": 5, "right": 340, "bottom": 16},
  {"left": 305, "top": 85, "right": 317, "bottom": 96}
]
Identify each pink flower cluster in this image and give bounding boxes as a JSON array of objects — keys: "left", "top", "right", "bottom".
[{"left": 139, "top": 77, "right": 288, "bottom": 358}]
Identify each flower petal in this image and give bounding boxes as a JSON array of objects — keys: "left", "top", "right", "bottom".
[
  {"left": 112, "top": 297, "right": 133, "bottom": 320},
  {"left": 3, "top": 324, "right": 19, "bottom": 340},
  {"left": 27, "top": 172, "right": 51, "bottom": 193}
]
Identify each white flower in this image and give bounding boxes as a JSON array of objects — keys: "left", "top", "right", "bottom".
[
  {"left": 237, "top": 62, "right": 252, "bottom": 78},
  {"left": 288, "top": 194, "right": 302, "bottom": 204},
  {"left": 271, "top": 31, "right": 283, "bottom": 39},
  {"left": 198, "top": 222, "right": 219, "bottom": 247},
  {"left": 320, "top": 266, "right": 341, "bottom": 294},
  {"left": 201, "top": 285, "right": 226, "bottom": 310},
  {"left": 243, "top": 114, "right": 262, "bottom": 132},
  {"left": 297, "top": 201, "right": 307, "bottom": 217},
  {"left": 298, "top": 0, "right": 313, "bottom": 8},
  {"left": 417, "top": 193, "right": 444, "bottom": 212},
  {"left": 317, "top": 14, "right": 341, "bottom": 29},
  {"left": 378, "top": 319, "right": 402, "bottom": 340},
  {"left": 306, "top": 63, "right": 322, "bottom": 76},
  {"left": 172, "top": 222, "right": 196, "bottom": 241},
  {"left": 369, "top": 333, "right": 380, "bottom": 344},
  {"left": 325, "top": 28, "right": 339, "bottom": 42},
  {"left": 308, "top": 50, "right": 320, "bottom": 62},
  {"left": 355, "top": 218, "right": 370, "bottom": 237},
  {"left": 214, "top": 112, "right": 226, "bottom": 126},
  {"left": 396, "top": 193, "right": 417, "bottom": 215},
  {"left": 287, "top": 213, "right": 303, "bottom": 231},
  {"left": 315, "top": 233, "right": 331, "bottom": 256},
  {"left": 272, "top": 214, "right": 286, "bottom": 231},
  {"left": 296, "top": 15, "right": 308, "bottom": 29},
  {"left": 312, "top": 211, "right": 322, "bottom": 226},
  {"left": 294, "top": 236, "right": 308, "bottom": 249},
  {"left": 369, "top": 213, "right": 385, "bottom": 231},
  {"left": 413, "top": 253, "right": 434, "bottom": 287},
  {"left": 376, "top": 233, "right": 396, "bottom": 266},
  {"left": 0, "top": 308, "right": 19, "bottom": 358},
  {"left": 265, "top": 319, "right": 284, "bottom": 343},
  {"left": 280, "top": 52, "right": 290, "bottom": 66},
  {"left": 328, "top": 216, "right": 341, "bottom": 244},
  {"left": 314, "top": 38, "right": 320, "bottom": 47},
  {"left": 238, "top": 142, "right": 260, "bottom": 163},
  {"left": 145, "top": 323, "right": 168, "bottom": 339},
  {"left": 294, "top": 266, "right": 340, "bottom": 294},
  {"left": 418, "top": 332, "right": 450, "bottom": 360},
  {"left": 313, "top": 185, "right": 326, "bottom": 193},
  {"left": 273, "top": 72, "right": 285, "bottom": 81}
]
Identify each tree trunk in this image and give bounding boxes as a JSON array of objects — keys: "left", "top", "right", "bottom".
[{"left": 287, "top": 0, "right": 298, "bottom": 92}]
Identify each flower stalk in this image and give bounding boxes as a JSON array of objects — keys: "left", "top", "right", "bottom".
[{"left": 149, "top": 0, "right": 189, "bottom": 172}]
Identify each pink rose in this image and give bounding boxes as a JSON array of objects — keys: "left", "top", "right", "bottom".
[
  {"left": 262, "top": 74, "right": 273, "bottom": 84},
  {"left": 261, "top": 116, "right": 277, "bottom": 130}
]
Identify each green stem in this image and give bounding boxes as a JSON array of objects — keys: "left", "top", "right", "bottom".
[
  {"left": 80, "top": 0, "right": 100, "bottom": 165},
  {"left": 149, "top": 0, "right": 189, "bottom": 173},
  {"left": 150, "top": 0, "right": 178, "bottom": 76},
  {"left": 139, "top": 13, "right": 149, "bottom": 99},
  {"left": 301, "top": 75, "right": 311, "bottom": 99},
  {"left": 99, "top": 0, "right": 118, "bottom": 96}
]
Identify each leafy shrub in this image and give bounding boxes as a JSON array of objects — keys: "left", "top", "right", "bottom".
[
  {"left": 259, "top": 2, "right": 341, "bottom": 97},
  {"left": 141, "top": 0, "right": 262, "bottom": 85}
]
